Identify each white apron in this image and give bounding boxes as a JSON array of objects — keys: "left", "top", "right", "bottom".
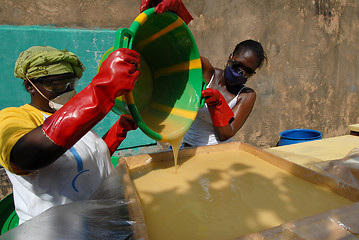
[{"left": 6, "top": 113, "right": 114, "bottom": 224}]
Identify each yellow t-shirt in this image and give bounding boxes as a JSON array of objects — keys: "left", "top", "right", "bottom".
[{"left": 0, "top": 104, "right": 51, "bottom": 173}]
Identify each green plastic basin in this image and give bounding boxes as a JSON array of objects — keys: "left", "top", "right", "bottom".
[
  {"left": 0, "top": 193, "right": 18, "bottom": 235},
  {"left": 99, "top": 8, "right": 205, "bottom": 142}
]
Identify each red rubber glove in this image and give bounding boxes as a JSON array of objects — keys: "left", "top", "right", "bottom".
[
  {"left": 202, "top": 88, "right": 234, "bottom": 127},
  {"left": 140, "top": 0, "right": 193, "bottom": 25},
  {"left": 103, "top": 114, "right": 138, "bottom": 156},
  {"left": 42, "top": 48, "right": 140, "bottom": 149}
]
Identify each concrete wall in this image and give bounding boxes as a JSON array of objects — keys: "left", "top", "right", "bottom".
[{"left": 1, "top": 0, "right": 358, "bottom": 148}]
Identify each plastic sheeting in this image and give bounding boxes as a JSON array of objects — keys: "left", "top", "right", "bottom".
[
  {"left": 237, "top": 147, "right": 359, "bottom": 239},
  {"left": 0, "top": 159, "right": 148, "bottom": 240},
  {"left": 236, "top": 201, "right": 359, "bottom": 239}
]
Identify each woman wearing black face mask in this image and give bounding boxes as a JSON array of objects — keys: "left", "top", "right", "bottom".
[{"left": 183, "top": 40, "right": 267, "bottom": 147}]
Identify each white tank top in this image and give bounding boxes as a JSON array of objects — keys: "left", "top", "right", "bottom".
[
  {"left": 183, "top": 74, "right": 245, "bottom": 147},
  {"left": 5, "top": 113, "right": 114, "bottom": 224}
]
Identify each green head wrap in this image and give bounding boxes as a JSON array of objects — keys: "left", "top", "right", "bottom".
[{"left": 14, "top": 46, "right": 86, "bottom": 80}]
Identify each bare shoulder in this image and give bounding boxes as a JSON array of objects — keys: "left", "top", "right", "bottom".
[
  {"left": 239, "top": 87, "right": 256, "bottom": 102},
  {"left": 200, "top": 56, "right": 215, "bottom": 82},
  {"left": 242, "top": 87, "right": 256, "bottom": 94},
  {"left": 200, "top": 56, "right": 212, "bottom": 68}
]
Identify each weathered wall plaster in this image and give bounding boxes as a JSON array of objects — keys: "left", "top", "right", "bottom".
[{"left": 0, "top": 0, "right": 358, "bottom": 148}]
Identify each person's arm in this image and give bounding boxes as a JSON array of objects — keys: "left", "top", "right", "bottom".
[
  {"left": 201, "top": 88, "right": 234, "bottom": 134},
  {"left": 10, "top": 48, "right": 140, "bottom": 173},
  {"left": 200, "top": 56, "right": 215, "bottom": 83},
  {"left": 140, "top": 0, "right": 193, "bottom": 25},
  {"left": 102, "top": 114, "right": 138, "bottom": 156},
  {"left": 212, "top": 89, "right": 256, "bottom": 141}
]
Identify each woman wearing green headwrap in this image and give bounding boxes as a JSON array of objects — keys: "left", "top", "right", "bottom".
[
  {"left": 14, "top": 46, "right": 86, "bottom": 81},
  {"left": 0, "top": 45, "right": 140, "bottom": 224},
  {"left": 0, "top": 0, "right": 191, "bottom": 226}
]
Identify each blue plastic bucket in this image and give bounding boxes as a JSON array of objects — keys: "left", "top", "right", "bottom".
[{"left": 278, "top": 129, "right": 323, "bottom": 146}]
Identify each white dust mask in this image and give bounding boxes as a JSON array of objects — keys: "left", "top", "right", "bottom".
[
  {"left": 27, "top": 78, "right": 77, "bottom": 111},
  {"left": 49, "top": 90, "right": 77, "bottom": 111}
]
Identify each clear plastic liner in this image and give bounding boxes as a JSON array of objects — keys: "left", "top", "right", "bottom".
[
  {"left": 0, "top": 159, "right": 148, "bottom": 240},
  {"left": 310, "top": 147, "right": 359, "bottom": 193},
  {"left": 236, "top": 201, "right": 359, "bottom": 239},
  {"left": 236, "top": 147, "right": 359, "bottom": 239}
]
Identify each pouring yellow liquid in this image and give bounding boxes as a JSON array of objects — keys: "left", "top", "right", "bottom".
[
  {"left": 168, "top": 137, "right": 183, "bottom": 172},
  {"left": 141, "top": 107, "right": 187, "bottom": 171}
]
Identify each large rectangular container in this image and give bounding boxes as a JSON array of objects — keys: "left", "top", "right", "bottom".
[{"left": 124, "top": 142, "right": 359, "bottom": 239}]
